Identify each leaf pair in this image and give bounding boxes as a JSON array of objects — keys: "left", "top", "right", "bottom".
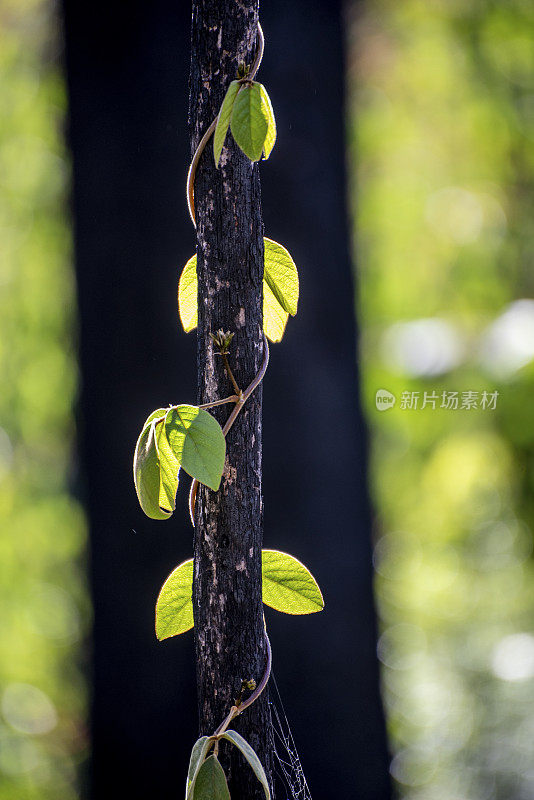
[
  {"left": 178, "top": 237, "right": 299, "bottom": 343},
  {"left": 133, "top": 405, "right": 225, "bottom": 520},
  {"left": 187, "top": 730, "right": 270, "bottom": 800},
  {"left": 156, "top": 549, "right": 324, "bottom": 640},
  {"left": 214, "top": 80, "right": 276, "bottom": 166}
]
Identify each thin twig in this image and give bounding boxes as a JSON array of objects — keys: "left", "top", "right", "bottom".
[
  {"left": 188, "top": 332, "right": 269, "bottom": 526},
  {"left": 233, "top": 631, "right": 272, "bottom": 715},
  {"left": 213, "top": 632, "right": 272, "bottom": 737},
  {"left": 198, "top": 394, "right": 239, "bottom": 409},
  {"left": 221, "top": 352, "right": 241, "bottom": 396},
  {"left": 187, "top": 23, "right": 265, "bottom": 227}
]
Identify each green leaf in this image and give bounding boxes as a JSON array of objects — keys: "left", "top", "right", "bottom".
[
  {"left": 259, "top": 84, "right": 276, "bottom": 159},
  {"left": 186, "top": 736, "right": 213, "bottom": 800},
  {"left": 261, "top": 549, "right": 324, "bottom": 614},
  {"left": 193, "top": 755, "right": 230, "bottom": 800},
  {"left": 156, "top": 558, "right": 194, "bottom": 640},
  {"left": 178, "top": 254, "right": 198, "bottom": 333},
  {"left": 133, "top": 408, "right": 170, "bottom": 520},
  {"left": 220, "top": 730, "right": 271, "bottom": 799},
  {"left": 165, "top": 405, "right": 226, "bottom": 491},
  {"left": 214, "top": 80, "right": 241, "bottom": 167},
  {"left": 178, "top": 238, "right": 299, "bottom": 344},
  {"left": 155, "top": 418, "right": 180, "bottom": 514},
  {"left": 263, "top": 282, "right": 289, "bottom": 343},
  {"left": 230, "top": 82, "right": 268, "bottom": 162},
  {"left": 263, "top": 238, "right": 299, "bottom": 316},
  {"left": 155, "top": 549, "right": 323, "bottom": 637}
]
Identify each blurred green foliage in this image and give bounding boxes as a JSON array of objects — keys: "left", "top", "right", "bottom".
[
  {"left": 350, "top": 1, "right": 534, "bottom": 798},
  {"left": 3, "top": 0, "right": 534, "bottom": 797},
  {"left": 0, "top": 0, "right": 88, "bottom": 797}
]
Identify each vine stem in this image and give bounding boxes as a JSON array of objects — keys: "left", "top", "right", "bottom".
[
  {"left": 188, "top": 16, "right": 272, "bottom": 772},
  {"left": 222, "top": 352, "right": 241, "bottom": 396},
  {"left": 213, "top": 631, "right": 272, "bottom": 738},
  {"left": 198, "top": 394, "right": 239, "bottom": 409},
  {"left": 189, "top": 331, "right": 269, "bottom": 525},
  {"left": 186, "top": 22, "right": 265, "bottom": 227},
  {"left": 187, "top": 19, "right": 267, "bottom": 526}
]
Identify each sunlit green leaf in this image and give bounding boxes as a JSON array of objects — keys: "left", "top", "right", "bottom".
[
  {"left": 214, "top": 80, "right": 241, "bottom": 167},
  {"left": 193, "top": 755, "right": 230, "bottom": 800},
  {"left": 259, "top": 84, "right": 276, "bottom": 159},
  {"left": 178, "top": 239, "right": 299, "bottom": 343},
  {"left": 264, "top": 238, "right": 299, "bottom": 315},
  {"left": 133, "top": 408, "right": 170, "bottom": 520},
  {"left": 155, "top": 418, "right": 180, "bottom": 514},
  {"left": 230, "top": 82, "right": 268, "bottom": 162},
  {"left": 157, "top": 550, "right": 323, "bottom": 635},
  {"left": 156, "top": 558, "right": 194, "bottom": 640},
  {"left": 178, "top": 254, "right": 198, "bottom": 333},
  {"left": 263, "top": 281, "right": 288, "bottom": 343},
  {"left": 186, "top": 736, "right": 213, "bottom": 800},
  {"left": 221, "top": 730, "right": 271, "bottom": 799},
  {"left": 262, "top": 550, "right": 324, "bottom": 614},
  {"left": 165, "top": 405, "right": 226, "bottom": 491}
]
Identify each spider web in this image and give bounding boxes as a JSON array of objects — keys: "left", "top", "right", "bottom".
[{"left": 268, "top": 672, "right": 313, "bottom": 800}]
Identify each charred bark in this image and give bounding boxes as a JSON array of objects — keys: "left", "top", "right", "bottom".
[{"left": 189, "top": 2, "right": 272, "bottom": 797}]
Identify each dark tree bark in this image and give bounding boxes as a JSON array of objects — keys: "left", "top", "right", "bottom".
[{"left": 189, "top": 2, "right": 272, "bottom": 797}]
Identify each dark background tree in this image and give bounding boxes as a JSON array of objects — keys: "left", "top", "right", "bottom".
[{"left": 62, "top": 0, "right": 391, "bottom": 797}]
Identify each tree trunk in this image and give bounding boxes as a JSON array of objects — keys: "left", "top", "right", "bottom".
[{"left": 189, "top": 2, "right": 272, "bottom": 798}]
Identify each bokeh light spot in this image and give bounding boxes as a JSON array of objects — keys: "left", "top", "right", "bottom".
[{"left": 2, "top": 683, "right": 58, "bottom": 735}]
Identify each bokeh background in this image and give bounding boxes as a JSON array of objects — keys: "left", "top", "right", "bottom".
[
  {"left": 0, "top": 1, "right": 88, "bottom": 798},
  {"left": 350, "top": 1, "right": 534, "bottom": 798},
  {"left": 1, "top": 0, "right": 534, "bottom": 798}
]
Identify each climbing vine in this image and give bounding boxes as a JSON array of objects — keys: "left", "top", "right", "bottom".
[{"left": 133, "top": 22, "right": 323, "bottom": 799}]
